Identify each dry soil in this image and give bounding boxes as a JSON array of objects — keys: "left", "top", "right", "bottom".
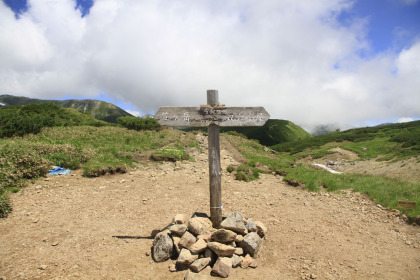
[{"left": 1, "top": 134, "right": 419, "bottom": 280}]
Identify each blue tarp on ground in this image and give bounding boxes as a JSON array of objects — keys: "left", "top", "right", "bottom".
[{"left": 48, "top": 167, "right": 71, "bottom": 175}]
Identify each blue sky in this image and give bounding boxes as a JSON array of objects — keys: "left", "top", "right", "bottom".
[{"left": 0, "top": 0, "right": 419, "bottom": 130}]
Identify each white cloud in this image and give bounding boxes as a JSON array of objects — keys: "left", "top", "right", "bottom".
[
  {"left": 0, "top": 0, "right": 419, "bottom": 128},
  {"left": 125, "top": 110, "right": 140, "bottom": 117},
  {"left": 398, "top": 117, "right": 414, "bottom": 123}
]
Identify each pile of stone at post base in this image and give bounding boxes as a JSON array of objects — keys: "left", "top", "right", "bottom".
[{"left": 151, "top": 211, "right": 267, "bottom": 278}]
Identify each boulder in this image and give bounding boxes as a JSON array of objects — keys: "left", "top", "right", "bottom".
[
  {"left": 212, "top": 229, "right": 237, "bottom": 243},
  {"left": 207, "top": 242, "right": 236, "bottom": 257},
  {"left": 241, "top": 232, "right": 262, "bottom": 257},
  {"left": 220, "top": 211, "right": 247, "bottom": 234},
  {"left": 211, "top": 257, "right": 232, "bottom": 278},
  {"left": 152, "top": 231, "right": 174, "bottom": 262}
]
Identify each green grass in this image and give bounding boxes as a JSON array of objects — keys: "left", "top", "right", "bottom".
[
  {"left": 0, "top": 103, "right": 109, "bottom": 138},
  {"left": 150, "top": 146, "right": 190, "bottom": 162}
]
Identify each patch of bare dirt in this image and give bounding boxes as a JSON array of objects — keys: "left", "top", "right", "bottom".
[
  {"left": 299, "top": 147, "right": 420, "bottom": 182},
  {"left": 0, "top": 134, "right": 419, "bottom": 280}
]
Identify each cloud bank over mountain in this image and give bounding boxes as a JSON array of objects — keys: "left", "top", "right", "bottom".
[{"left": 0, "top": 0, "right": 419, "bottom": 128}]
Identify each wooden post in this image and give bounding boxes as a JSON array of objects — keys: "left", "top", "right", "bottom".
[
  {"left": 207, "top": 90, "right": 223, "bottom": 228},
  {"left": 154, "top": 90, "right": 270, "bottom": 228}
]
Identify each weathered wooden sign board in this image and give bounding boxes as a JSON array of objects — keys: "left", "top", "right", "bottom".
[
  {"left": 155, "top": 107, "right": 269, "bottom": 127},
  {"left": 155, "top": 90, "right": 270, "bottom": 227},
  {"left": 398, "top": 201, "right": 416, "bottom": 209},
  {"left": 398, "top": 200, "right": 417, "bottom": 214}
]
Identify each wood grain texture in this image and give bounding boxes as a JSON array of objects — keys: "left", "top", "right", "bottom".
[{"left": 154, "top": 106, "right": 270, "bottom": 127}]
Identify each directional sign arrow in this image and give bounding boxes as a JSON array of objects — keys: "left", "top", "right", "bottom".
[{"left": 154, "top": 106, "right": 270, "bottom": 127}]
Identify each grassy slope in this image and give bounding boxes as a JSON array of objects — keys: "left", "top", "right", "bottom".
[
  {"left": 221, "top": 119, "right": 312, "bottom": 146},
  {"left": 272, "top": 120, "right": 420, "bottom": 161},
  {"left": 0, "top": 103, "right": 109, "bottom": 137}
]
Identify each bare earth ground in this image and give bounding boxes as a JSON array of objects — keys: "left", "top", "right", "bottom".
[
  {"left": 1, "top": 135, "right": 419, "bottom": 280},
  {"left": 299, "top": 147, "right": 420, "bottom": 182}
]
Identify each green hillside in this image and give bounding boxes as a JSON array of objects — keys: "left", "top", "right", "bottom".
[
  {"left": 0, "top": 103, "right": 108, "bottom": 138},
  {"left": 272, "top": 120, "right": 420, "bottom": 161},
  {"left": 0, "top": 94, "right": 133, "bottom": 123},
  {"left": 222, "top": 119, "right": 312, "bottom": 146}
]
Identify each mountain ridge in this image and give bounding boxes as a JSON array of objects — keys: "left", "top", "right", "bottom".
[{"left": 0, "top": 94, "right": 133, "bottom": 123}]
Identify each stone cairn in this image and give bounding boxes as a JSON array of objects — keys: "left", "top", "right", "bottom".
[{"left": 151, "top": 211, "right": 267, "bottom": 278}]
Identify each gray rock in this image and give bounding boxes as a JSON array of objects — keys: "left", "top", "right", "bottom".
[
  {"left": 231, "top": 254, "right": 242, "bottom": 268},
  {"left": 177, "top": 248, "right": 199, "bottom": 266},
  {"left": 152, "top": 231, "right": 174, "bottom": 262},
  {"left": 211, "top": 257, "right": 232, "bottom": 278},
  {"left": 220, "top": 211, "right": 247, "bottom": 234},
  {"left": 190, "top": 257, "right": 211, "bottom": 273},
  {"left": 212, "top": 229, "right": 237, "bottom": 243},
  {"left": 207, "top": 242, "right": 236, "bottom": 257},
  {"left": 180, "top": 231, "right": 197, "bottom": 249},
  {"left": 169, "top": 224, "right": 188, "bottom": 236},
  {"left": 241, "top": 232, "right": 262, "bottom": 257},
  {"left": 246, "top": 218, "right": 257, "bottom": 232}
]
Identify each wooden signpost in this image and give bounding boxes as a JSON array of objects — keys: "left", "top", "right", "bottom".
[{"left": 155, "top": 90, "right": 270, "bottom": 227}]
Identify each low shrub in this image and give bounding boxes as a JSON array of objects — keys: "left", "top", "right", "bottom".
[
  {"left": 226, "top": 165, "right": 235, "bottom": 173},
  {"left": 117, "top": 116, "right": 161, "bottom": 131}
]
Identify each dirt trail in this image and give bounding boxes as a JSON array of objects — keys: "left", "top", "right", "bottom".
[{"left": 1, "top": 134, "right": 419, "bottom": 280}]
